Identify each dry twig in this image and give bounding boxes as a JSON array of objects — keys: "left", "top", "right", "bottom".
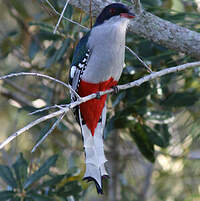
[
  {"left": 0, "top": 61, "right": 199, "bottom": 150},
  {"left": 44, "top": 0, "right": 88, "bottom": 29},
  {"left": 0, "top": 72, "right": 80, "bottom": 99},
  {"left": 31, "top": 113, "right": 65, "bottom": 152},
  {"left": 53, "top": 0, "right": 71, "bottom": 34},
  {"left": 44, "top": 0, "right": 151, "bottom": 72}
]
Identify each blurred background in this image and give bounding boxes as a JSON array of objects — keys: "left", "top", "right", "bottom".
[{"left": 0, "top": 0, "right": 200, "bottom": 200}]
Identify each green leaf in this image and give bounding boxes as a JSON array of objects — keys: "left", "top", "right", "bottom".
[
  {"left": 56, "top": 181, "right": 82, "bottom": 197},
  {"left": 130, "top": 123, "right": 155, "bottom": 162},
  {"left": 0, "top": 191, "right": 15, "bottom": 201},
  {"left": 29, "top": 22, "right": 54, "bottom": 32},
  {"left": 172, "top": 0, "right": 184, "bottom": 12},
  {"left": 143, "top": 125, "right": 166, "bottom": 148},
  {"left": 142, "top": 0, "right": 162, "bottom": 7},
  {"left": 12, "top": 153, "right": 28, "bottom": 189},
  {"left": 45, "top": 38, "right": 70, "bottom": 68},
  {"left": 0, "top": 165, "right": 17, "bottom": 188},
  {"left": 55, "top": 38, "right": 70, "bottom": 61},
  {"left": 0, "top": 37, "right": 13, "bottom": 57},
  {"left": 24, "top": 198, "right": 34, "bottom": 201},
  {"left": 24, "top": 155, "right": 58, "bottom": 189},
  {"left": 26, "top": 193, "right": 54, "bottom": 201},
  {"left": 38, "top": 30, "right": 62, "bottom": 41},
  {"left": 112, "top": 92, "right": 126, "bottom": 107},
  {"left": 38, "top": 175, "right": 65, "bottom": 189},
  {"left": 64, "top": 4, "right": 73, "bottom": 19},
  {"left": 10, "top": 196, "right": 20, "bottom": 201},
  {"left": 29, "top": 38, "right": 40, "bottom": 60},
  {"left": 162, "top": 92, "right": 199, "bottom": 107},
  {"left": 45, "top": 54, "right": 57, "bottom": 68},
  {"left": 34, "top": 123, "right": 52, "bottom": 146},
  {"left": 155, "top": 124, "right": 171, "bottom": 147},
  {"left": 10, "top": 0, "right": 29, "bottom": 18}
]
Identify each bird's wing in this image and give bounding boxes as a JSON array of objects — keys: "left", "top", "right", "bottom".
[{"left": 69, "top": 31, "right": 91, "bottom": 101}]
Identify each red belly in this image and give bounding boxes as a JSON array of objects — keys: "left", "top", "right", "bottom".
[{"left": 78, "top": 77, "right": 117, "bottom": 136}]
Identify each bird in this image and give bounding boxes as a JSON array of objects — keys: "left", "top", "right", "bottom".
[{"left": 69, "top": 3, "right": 135, "bottom": 194}]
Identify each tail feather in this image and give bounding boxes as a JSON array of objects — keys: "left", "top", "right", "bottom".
[
  {"left": 79, "top": 106, "right": 108, "bottom": 194},
  {"left": 83, "top": 175, "right": 103, "bottom": 194},
  {"left": 100, "top": 163, "right": 109, "bottom": 177}
]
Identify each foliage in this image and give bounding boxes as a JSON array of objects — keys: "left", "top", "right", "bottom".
[{"left": 0, "top": 153, "right": 82, "bottom": 201}]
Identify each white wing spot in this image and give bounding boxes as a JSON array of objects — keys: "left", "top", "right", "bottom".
[
  {"left": 78, "top": 63, "right": 84, "bottom": 68},
  {"left": 70, "top": 66, "right": 76, "bottom": 78}
]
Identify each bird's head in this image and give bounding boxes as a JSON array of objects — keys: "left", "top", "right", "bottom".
[{"left": 94, "top": 3, "right": 135, "bottom": 26}]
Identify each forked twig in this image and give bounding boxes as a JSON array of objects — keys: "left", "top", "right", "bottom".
[
  {"left": 31, "top": 113, "right": 65, "bottom": 152},
  {"left": 0, "top": 61, "right": 199, "bottom": 150},
  {"left": 29, "top": 104, "right": 67, "bottom": 115},
  {"left": 89, "top": 0, "right": 93, "bottom": 28},
  {"left": 125, "top": 46, "right": 152, "bottom": 73},
  {"left": 53, "top": 0, "right": 71, "bottom": 34},
  {"left": 0, "top": 72, "right": 81, "bottom": 100},
  {"left": 44, "top": 0, "right": 88, "bottom": 30},
  {"left": 44, "top": 0, "right": 152, "bottom": 73},
  {"left": 0, "top": 109, "right": 68, "bottom": 149}
]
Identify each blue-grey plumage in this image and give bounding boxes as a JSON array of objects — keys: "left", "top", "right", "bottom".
[{"left": 69, "top": 3, "right": 135, "bottom": 194}]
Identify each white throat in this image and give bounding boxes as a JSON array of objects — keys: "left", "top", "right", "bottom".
[{"left": 82, "top": 16, "right": 130, "bottom": 83}]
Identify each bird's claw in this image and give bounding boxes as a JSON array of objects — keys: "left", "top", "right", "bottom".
[
  {"left": 112, "top": 86, "right": 119, "bottom": 94},
  {"left": 96, "top": 92, "right": 101, "bottom": 99}
]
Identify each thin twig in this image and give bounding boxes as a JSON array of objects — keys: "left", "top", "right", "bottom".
[
  {"left": 0, "top": 61, "right": 199, "bottom": 150},
  {"left": 0, "top": 108, "right": 69, "bottom": 150},
  {"left": 89, "top": 0, "right": 93, "bottom": 29},
  {"left": 45, "top": 0, "right": 88, "bottom": 30},
  {"left": 29, "top": 104, "right": 67, "bottom": 115},
  {"left": 44, "top": 0, "right": 152, "bottom": 72},
  {"left": 53, "top": 0, "right": 71, "bottom": 34},
  {"left": 31, "top": 113, "right": 65, "bottom": 152},
  {"left": 125, "top": 46, "right": 152, "bottom": 73},
  {"left": 0, "top": 72, "right": 81, "bottom": 99}
]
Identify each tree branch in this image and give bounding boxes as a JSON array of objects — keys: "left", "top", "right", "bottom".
[
  {"left": 0, "top": 72, "right": 81, "bottom": 99},
  {"left": 68, "top": 0, "right": 200, "bottom": 59},
  {"left": 0, "top": 61, "right": 199, "bottom": 149},
  {"left": 31, "top": 112, "right": 65, "bottom": 152},
  {"left": 44, "top": 0, "right": 152, "bottom": 71},
  {"left": 53, "top": 0, "right": 71, "bottom": 34},
  {"left": 44, "top": 0, "right": 87, "bottom": 29},
  {"left": 125, "top": 46, "right": 152, "bottom": 73}
]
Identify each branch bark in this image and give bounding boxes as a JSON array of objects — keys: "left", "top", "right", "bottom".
[
  {"left": 69, "top": 0, "right": 200, "bottom": 59},
  {"left": 108, "top": 130, "right": 121, "bottom": 201},
  {"left": 0, "top": 60, "right": 199, "bottom": 149}
]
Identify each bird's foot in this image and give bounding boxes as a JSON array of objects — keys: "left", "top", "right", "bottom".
[
  {"left": 96, "top": 92, "right": 101, "bottom": 99},
  {"left": 112, "top": 86, "right": 119, "bottom": 94}
]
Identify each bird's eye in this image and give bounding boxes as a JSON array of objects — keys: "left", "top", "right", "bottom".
[{"left": 109, "top": 8, "right": 116, "bottom": 14}]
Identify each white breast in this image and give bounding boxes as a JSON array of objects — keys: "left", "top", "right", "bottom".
[{"left": 82, "top": 16, "right": 129, "bottom": 83}]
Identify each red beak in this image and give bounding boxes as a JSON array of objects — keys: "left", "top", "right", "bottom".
[{"left": 120, "top": 12, "right": 135, "bottom": 19}]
